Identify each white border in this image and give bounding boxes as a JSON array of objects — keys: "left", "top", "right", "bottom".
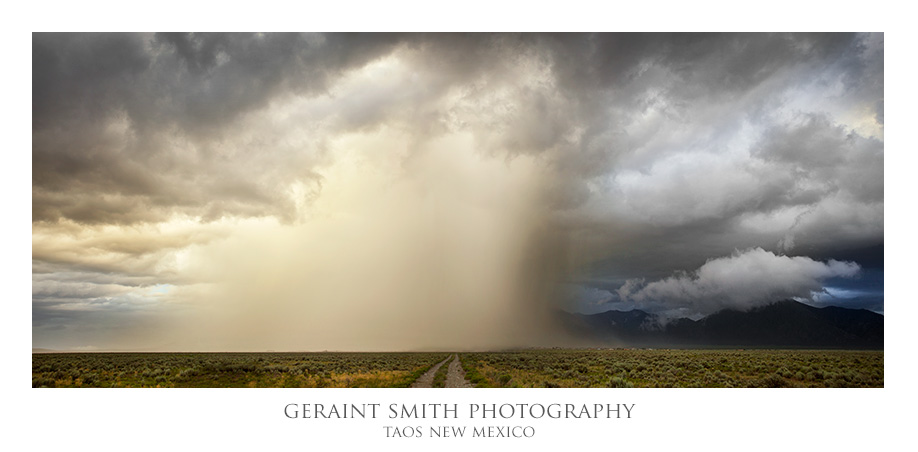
[{"left": 11, "top": 4, "right": 915, "bottom": 451}]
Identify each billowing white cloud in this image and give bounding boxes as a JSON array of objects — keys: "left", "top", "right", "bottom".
[{"left": 618, "top": 247, "right": 861, "bottom": 317}]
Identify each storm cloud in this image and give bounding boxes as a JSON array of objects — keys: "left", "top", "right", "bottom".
[{"left": 32, "top": 33, "right": 883, "bottom": 351}]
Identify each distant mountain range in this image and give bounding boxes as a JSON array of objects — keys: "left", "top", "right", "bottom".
[{"left": 557, "top": 300, "right": 883, "bottom": 349}]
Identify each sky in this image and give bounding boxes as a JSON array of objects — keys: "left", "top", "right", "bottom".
[{"left": 32, "top": 33, "right": 884, "bottom": 351}]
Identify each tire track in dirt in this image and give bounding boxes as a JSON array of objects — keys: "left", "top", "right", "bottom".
[
  {"left": 410, "top": 356, "right": 451, "bottom": 388},
  {"left": 445, "top": 354, "right": 473, "bottom": 388}
]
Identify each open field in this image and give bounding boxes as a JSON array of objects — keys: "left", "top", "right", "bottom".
[
  {"left": 462, "top": 349, "right": 883, "bottom": 388},
  {"left": 32, "top": 349, "right": 882, "bottom": 388},
  {"left": 31, "top": 352, "right": 449, "bottom": 388}
]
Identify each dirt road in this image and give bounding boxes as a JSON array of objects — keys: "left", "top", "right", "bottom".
[
  {"left": 411, "top": 354, "right": 472, "bottom": 388},
  {"left": 410, "top": 356, "right": 450, "bottom": 388}
]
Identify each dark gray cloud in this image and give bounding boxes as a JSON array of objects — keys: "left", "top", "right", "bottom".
[
  {"left": 34, "top": 33, "right": 881, "bottom": 226},
  {"left": 33, "top": 32, "right": 406, "bottom": 226}
]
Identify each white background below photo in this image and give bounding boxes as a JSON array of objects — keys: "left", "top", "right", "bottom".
[{"left": 26, "top": 388, "right": 895, "bottom": 449}]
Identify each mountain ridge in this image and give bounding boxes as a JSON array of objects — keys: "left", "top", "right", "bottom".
[{"left": 557, "top": 300, "right": 883, "bottom": 349}]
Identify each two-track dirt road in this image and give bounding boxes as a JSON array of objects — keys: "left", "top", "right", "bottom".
[{"left": 411, "top": 354, "right": 472, "bottom": 388}]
